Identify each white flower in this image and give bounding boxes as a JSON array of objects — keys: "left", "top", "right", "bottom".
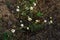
[
  {"left": 33, "top": 2, "right": 36, "bottom": 6},
  {"left": 28, "top": 16, "right": 32, "bottom": 21},
  {"left": 20, "top": 20, "right": 22, "bottom": 23},
  {"left": 35, "top": 20, "right": 40, "bottom": 23},
  {"left": 50, "top": 20, "right": 53, "bottom": 23},
  {"left": 27, "top": 27, "right": 29, "bottom": 30},
  {"left": 16, "top": 8, "right": 20, "bottom": 12},
  {"left": 50, "top": 17, "right": 52, "bottom": 19},
  {"left": 11, "top": 29, "right": 15, "bottom": 33},
  {"left": 30, "top": 6, "right": 33, "bottom": 10},
  {"left": 17, "top": 6, "right": 19, "bottom": 8},
  {"left": 44, "top": 20, "right": 47, "bottom": 23},
  {"left": 20, "top": 24, "right": 24, "bottom": 27}
]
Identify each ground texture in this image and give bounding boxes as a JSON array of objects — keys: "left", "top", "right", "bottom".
[{"left": 0, "top": 0, "right": 60, "bottom": 40}]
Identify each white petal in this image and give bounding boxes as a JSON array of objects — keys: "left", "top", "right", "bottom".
[
  {"left": 44, "top": 20, "right": 47, "bottom": 23},
  {"left": 33, "top": 2, "right": 36, "bottom": 6},
  {"left": 16, "top": 9, "right": 20, "bottom": 12},
  {"left": 20, "top": 20, "right": 22, "bottom": 23},
  {"left": 50, "top": 17, "right": 52, "bottom": 19},
  {"left": 11, "top": 29, "right": 15, "bottom": 33},
  {"left": 50, "top": 20, "right": 53, "bottom": 23},
  {"left": 35, "top": 20, "right": 40, "bottom": 23},
  {"left": 17, "top": 6, "right": 19, "bottom": 8},
  {"left": 20, "top": 24, "right": 24, "bottom": 27},
  {"left": 27, "top": 27, "right": 29, "bottom": 30},
  {"left": 28, "top": 16, "right": 32, "bottom": 21},
  {"left": 30, "top": 6, "right": 33, "bottom": 10}
]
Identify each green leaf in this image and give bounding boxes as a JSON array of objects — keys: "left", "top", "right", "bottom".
[
  {"left": 29, "top": 23, "right": 43, "bottom": 32},
  {"left": 36, "top": 11, "right": 43, "bottom": 17},
  {"left": 3, "top": 32, "right": 8, "bottom": 40},
  {"left": 6, "top": 0, "right": 11, "bottom": 7},
  {"left": 30, "top": 0, "right": 36, "bottom": 3},
  {"left": 3, "top": 32, "right": 13, "bottom": 40}
]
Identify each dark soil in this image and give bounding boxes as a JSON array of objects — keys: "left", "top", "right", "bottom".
[{"left": 0, "top": 0, "right": 60, "bottom": 40}]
